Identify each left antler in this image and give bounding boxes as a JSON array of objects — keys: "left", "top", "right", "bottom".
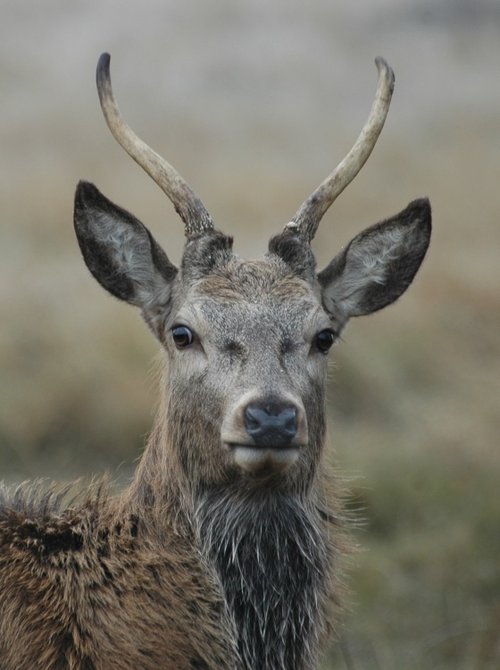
[{"left": 286, "top": 57, "right": 395, "bottom": 242}]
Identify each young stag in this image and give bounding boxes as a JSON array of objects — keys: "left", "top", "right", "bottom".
[{"left": 0, "top": 54, "right": 431, "bottom": 670}]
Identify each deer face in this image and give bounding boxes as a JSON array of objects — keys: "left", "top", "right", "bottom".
[
  {"left": 165, "top": 255, "right": 327, "bottom": 483},
  {"left": 74, "top": 183, "right": 430, "bottom": 489},
  {"left": 73, "top": 54, "right": 431, "bottom": 490}
]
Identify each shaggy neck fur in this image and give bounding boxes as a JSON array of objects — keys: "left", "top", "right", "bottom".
[{"left": 194, "top": 486, "right": 331, "bottom": 670}]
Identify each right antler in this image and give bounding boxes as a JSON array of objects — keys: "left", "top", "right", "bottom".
[
  {"left": 96, "top": 53, "right": 214, "bottom": 239},
  {"left": 286, "top": 58, "right": 395, "bottom": 243}
]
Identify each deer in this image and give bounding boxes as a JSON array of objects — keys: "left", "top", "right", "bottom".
[{"left": 0, "top": 53, "right": 431, "bottom": 670}]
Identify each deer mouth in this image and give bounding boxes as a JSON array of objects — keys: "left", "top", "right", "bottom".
[{"left": 227, "top": 443, "right": 301, "bottom": 474}]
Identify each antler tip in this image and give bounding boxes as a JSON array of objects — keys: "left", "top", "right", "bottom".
[
  {"left": 98, "top": 52, "right": 111, "bottom": 68},
  {"left": 96, "top": 53, "right": 111, "bottom": 88},
  {"left": 374, "top": 56, "right": 395, "bottom": 90}
]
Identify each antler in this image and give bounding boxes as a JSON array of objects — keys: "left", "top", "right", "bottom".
[
  {"left": 286, "top": 57, "right": 395, "bottom": 242},
  {"left": 96, "top": 53, "right": 214, "bottom": 238}
]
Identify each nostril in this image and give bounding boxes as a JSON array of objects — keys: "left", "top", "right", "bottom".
[
  {"left": 244, "top": 402, "right": 298, "bottom": 447},
  {"left": 280, "top": 407, "right": 298, "bottom": 437},
  {"left": 244, "top": 407, "right": 267, "bottom": 432}
]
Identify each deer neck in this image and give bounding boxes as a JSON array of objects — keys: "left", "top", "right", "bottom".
[
  {"left": 120, "top": 407, "right": 192, "bottom": 527},
  {"left": 121, "top": 390, "right": 337, "bottom": 668}
]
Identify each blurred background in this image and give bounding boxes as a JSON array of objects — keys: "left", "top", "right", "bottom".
[{"left": 1, "top": 0, "right": 499, "bottom": 667}]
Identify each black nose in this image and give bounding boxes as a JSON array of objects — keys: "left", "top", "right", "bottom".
[{"left": 244, "top": 400, "right": 298, "bottom": 447}]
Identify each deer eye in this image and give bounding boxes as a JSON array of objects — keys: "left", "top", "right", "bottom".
[
  {"left": 314, "top": 329, "right": 336, "bottom": 354},
  {"left": 172, "top": 325, "right": 194, "bottom": 348}
]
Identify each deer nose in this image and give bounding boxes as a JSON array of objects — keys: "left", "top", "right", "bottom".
[{"left": 244, "top": 401, "right": 298, "bottom": 447}]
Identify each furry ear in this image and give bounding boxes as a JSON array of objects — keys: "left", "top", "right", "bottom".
[
  {"left": 73, "top": 181, "right": 178, "bottom": 327},
  {"left": 318, "top": 198, "right": 431, "bottom": 329}
]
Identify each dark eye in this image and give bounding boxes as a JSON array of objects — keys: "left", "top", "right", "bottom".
[
  {"left": 315, "top": 329, "right": 336, "bottom": 354},
  {"left": 172, "top": 325, "right": 194, "bottom": 348}
]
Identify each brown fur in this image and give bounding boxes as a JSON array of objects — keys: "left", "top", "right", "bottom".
[{"left": 0, "top": 484, "right": 237, "bottom": 670}]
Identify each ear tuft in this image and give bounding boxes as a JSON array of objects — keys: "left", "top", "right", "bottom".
[
  {"left": 180, "top": 230, "right": 234, "bottom": 282},
  {"left": 318, "top": 198, "right": 431, "bottom": 327},
  {"left": 267, "top": 229, "right": 316, "bottom": 281}
]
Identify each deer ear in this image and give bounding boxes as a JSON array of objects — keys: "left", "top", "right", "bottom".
[
  {"left": 73, "top": 181, "right": 178, "bottom": 319},
  {"left": 318, "top": 199, "right": 431, "bottom": 327}
]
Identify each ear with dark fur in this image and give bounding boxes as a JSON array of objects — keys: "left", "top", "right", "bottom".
[
  {"left": 318, "top": 198, "right": 431, "bottom": 329},
  {"left": 73, "top": 181, "right": 178, "bottom": 329}
]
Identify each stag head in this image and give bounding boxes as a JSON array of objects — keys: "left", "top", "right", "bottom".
[{"left": 74, "top": 54, "right": 431, "bottom": 492}]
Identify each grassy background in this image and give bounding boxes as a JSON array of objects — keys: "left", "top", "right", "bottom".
[{"left": 1, "top": 1, "right": 499, "bottom": 667}]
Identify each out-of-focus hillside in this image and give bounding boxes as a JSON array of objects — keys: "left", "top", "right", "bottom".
[{"left": 1, "top": 1, "right": 499, "bottom": 667}]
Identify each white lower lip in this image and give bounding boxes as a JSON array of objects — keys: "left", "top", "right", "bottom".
[{"left": 229, "top": 445, "right": 300, "bottom": 473}]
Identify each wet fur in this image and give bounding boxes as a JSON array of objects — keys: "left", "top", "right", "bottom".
[{"left": 194, "top": 486, "right": 340, "bottom": 670}]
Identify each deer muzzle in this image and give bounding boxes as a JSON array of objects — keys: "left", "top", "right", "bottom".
[{"left": 221, "top": 393, "right": 308, "bottom": 474}]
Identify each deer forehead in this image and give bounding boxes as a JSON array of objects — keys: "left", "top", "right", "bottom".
[{"left": 177, "top": 258, "right": 326, "bottom": 342}]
